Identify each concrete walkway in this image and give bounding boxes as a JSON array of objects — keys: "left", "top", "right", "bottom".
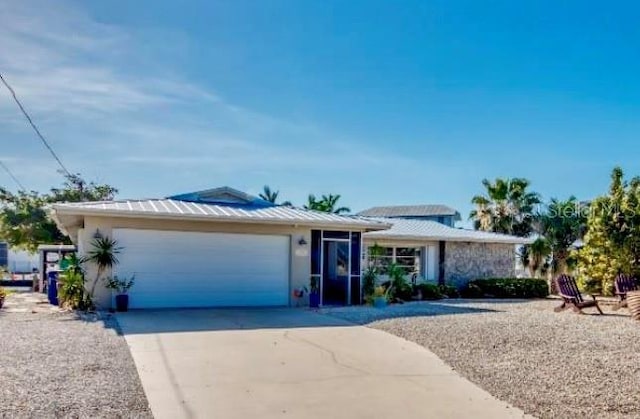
[
  {"left": 1, "top": 290, "right": 62, "bottom": 314},
  {"left": 116, "top": 308, "right": 530, "bottom": 419}
]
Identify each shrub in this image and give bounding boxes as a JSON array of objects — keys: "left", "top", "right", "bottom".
[
  {"left": 362, "top": 266, "right": 376, "bottom": 299},
  {"left": 577, "top": 276, "right": 602, "bottom": 295},
  {"left": 58, "top": 270, "right": 87, "bottom": 310},
  {"left": 386, "top": 263, "right": 413, "bottom": 301},
  {"left": 461, "top": 278, "right": 548, "bottom": 299},
  {"left": 394, "top": 282, "right": 414, "bottom": 301},
  {"left": 460, "top": 283, "right": 484, "bottom": 298},
  {"left": 414, "top": 283, "right": 443, "bottom": 300},
  {"left": 577, "top": 276, "right": 614, "bottom": 296},
  {"left": 438, "top": 284, "right": 460, "bottom": 298}
]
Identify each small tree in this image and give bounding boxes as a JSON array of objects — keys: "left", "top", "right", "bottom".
[
  {"left": 578, "top": 168, "right": 640, "bottom": 295},
  {"left": 539, "top": 197, "right": 586, "bottom": 275},
  {"left": 0, "top": 189, "right": 67, "bottom": 252},
  {"left": 82, "top": 236, "right": 122, "bottom": 307},
  {"left": 0, "top": 173, "right": 117, "bottom": 252},
  {"left": 49, "top": 173, "right": 117, "bottom": 202},
  {"left": 525, "top": 238, "right": 552, "bottom": 278}
]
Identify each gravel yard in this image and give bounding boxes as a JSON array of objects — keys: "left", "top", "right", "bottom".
[
  {"left": 0, "top": 292, "right": 151, "bottom": 418},
  {"left": 321, "top": 299, "right": 640, "bottom": 419}
]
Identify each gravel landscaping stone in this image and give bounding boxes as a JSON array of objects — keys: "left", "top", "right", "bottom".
[
  {"left": 0, "top": 293, "right": 151, "bottom": 418},
  {"left": 322, "top": 299, "right": 640, "bottom": 419}
]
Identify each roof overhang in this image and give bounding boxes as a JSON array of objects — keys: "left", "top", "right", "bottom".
[
  {"left": 37, "top": 244, "right": 76, "bottom": 252},
  {"left": 50, "top": 205, "right": 391, "bottom": 235},
  {"left": 363, "top": 232, "right": 532, "bottom": 245}
]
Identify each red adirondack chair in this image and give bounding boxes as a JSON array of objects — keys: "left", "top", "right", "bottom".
[
  {"left": 554, "top": 274, "right": 603, "bottom": 315},
  {"left": 613, "top": 274, "right": 638, "bottom": 311}
]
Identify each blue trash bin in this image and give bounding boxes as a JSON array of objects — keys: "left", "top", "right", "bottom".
[{"left": 47, "top": 271, "right": 59, "bottom": 306}]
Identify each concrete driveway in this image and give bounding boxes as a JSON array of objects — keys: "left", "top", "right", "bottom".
[{"left": 116, "top": 308, "right": 528, "bottom": 419}]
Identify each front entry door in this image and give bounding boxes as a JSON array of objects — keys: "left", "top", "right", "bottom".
[{"left": 322, "top": 240, "right": 350, "bottom": 305}]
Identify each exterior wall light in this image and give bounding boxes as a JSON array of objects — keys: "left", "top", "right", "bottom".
[{"left": 298, "top": 237, "right": 308, "bottom": 246}]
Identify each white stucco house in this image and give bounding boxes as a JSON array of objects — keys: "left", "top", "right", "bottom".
[
  {"left": 51, "top": 187, "right": 389, "bottom": 309},
  {"left": 50, "top": 187, "right": 531, "bottom": 309}
]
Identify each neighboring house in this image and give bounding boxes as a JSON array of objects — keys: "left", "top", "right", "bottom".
[
  {"left": 51, "top": 187, "right": 388, "bottom": 309},
  {"left": 357, "top": 205, "right": 461, "bottom": 227},
  {"left": 9, "top": 248, "right": 39, "bottom": 273},
  {"left": 361, "top": 218, "right": 532, "bottom": 288},
  {"left": 0, "top": 242, "right": 38, "bottom": 273}
]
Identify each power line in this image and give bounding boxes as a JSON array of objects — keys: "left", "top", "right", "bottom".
[
  {"left": 0, "top": 160, "right": 26, "bottom": 191},
  {"left": 0, "top": 72, "right": 72, "bottom": 177}
]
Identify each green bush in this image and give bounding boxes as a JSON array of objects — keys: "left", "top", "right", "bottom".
[
  {"left": 362, "top": 267, "right": 376, "bottom": 300},
  {"left": 389, "top": 279, "right": 413, "bottom": 301},
  {"left": 460, "top": 283, "right": 484, "bottom": 298},
  {"left": 58, "top": 271, "right": 87, "bottom": 310},
  {"left": 438, "top": 284, "right": 460, "bottom": 298},
  {"left": 577, "top": 276, "right": 602, "bottom": 294},
  {"left": 577, "top": 275, "right": 614, "bottom": 296},
  {"left": 414, "top": 283, "right": 443, "bottom": 300},
  {"left": 461, "top": 278, "right": 548, "bottom": 299},
  {"left": 386, "top": 263, "right": 414, "bottom": 301}
]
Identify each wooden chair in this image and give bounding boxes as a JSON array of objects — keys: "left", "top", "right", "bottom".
[
  {"left": 613, "top": 274, "right": 638, "bottom": 311},
  {"left": 554, "top": 274, "right": 603, "bottom": 315}
]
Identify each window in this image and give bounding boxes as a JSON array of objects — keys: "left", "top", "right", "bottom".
[
  {"left": 395, "top": 247, "right": 421, "bottom": 274},
  {"left": 367, "top": 246, "right": 421, "bottom": 276}
]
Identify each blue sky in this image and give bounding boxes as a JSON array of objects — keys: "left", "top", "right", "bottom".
[{"left": 1, "top": 0, "right": 640, "bottom": 222}]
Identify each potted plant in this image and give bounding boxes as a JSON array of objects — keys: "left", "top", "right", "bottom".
[
  {"left": 309, "top": 276, "right": 320, "bottom": 308},
  {"left": 0, "top": 287, "right": 6, "bottom": 309},
  {"left": 105, "top": 275, "right": 135, "bottom": 312},
  {"left": 372, "top": 286, "right": 389, "bottom": 308}
]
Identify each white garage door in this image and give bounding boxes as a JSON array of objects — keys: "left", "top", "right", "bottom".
[{"left": 112, "top": 229, "right": 290, "bottom": 309}]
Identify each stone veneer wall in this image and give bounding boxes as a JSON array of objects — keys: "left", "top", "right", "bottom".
[{"left": 443, "top": 242, "right": 516, "bottom": 288}]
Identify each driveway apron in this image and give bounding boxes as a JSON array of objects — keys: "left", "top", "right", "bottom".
[{"left": 116, "top": 308, "right": 529, "bottom": 419}]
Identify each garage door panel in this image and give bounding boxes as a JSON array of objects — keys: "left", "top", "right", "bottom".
[
  {"left": 112, "top": 229, "right": 290, "bottom": 308},
  {"left": 126, "top": 273, "right": 288, "bottom": 292},
  {"left": 124, "top": 294, "right": 284, "bottom": 309}
]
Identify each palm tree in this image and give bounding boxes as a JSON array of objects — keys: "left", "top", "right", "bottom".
[
  {"left": 539, "top": 197, "right": 586, "bottom": 274},
  {"left": 304, "top": 193, "right": 350, "bottom": 214},
  {"left": 259, "top": 185, "right": 279, "bottom": 203},
  {"left": 321, "top": 194, "right": 350, "bottom": 214},
  {"left": 258, "top": 185, "right": 291, "bottom": 206},
  {"left": 518, "top": 244, "right": 530, "bottom": 273},
  {"left": 469, "top": 177, "right": 541, "bottom": 237},
  {"left": 304, "top": 194, "right": 323, "bottom": 211},
  {"left": 82, "top": 236, "right": 122, "bottom": 308},
  {"left": 527, "top": 238, "right": 552, "bottom": 277}
]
